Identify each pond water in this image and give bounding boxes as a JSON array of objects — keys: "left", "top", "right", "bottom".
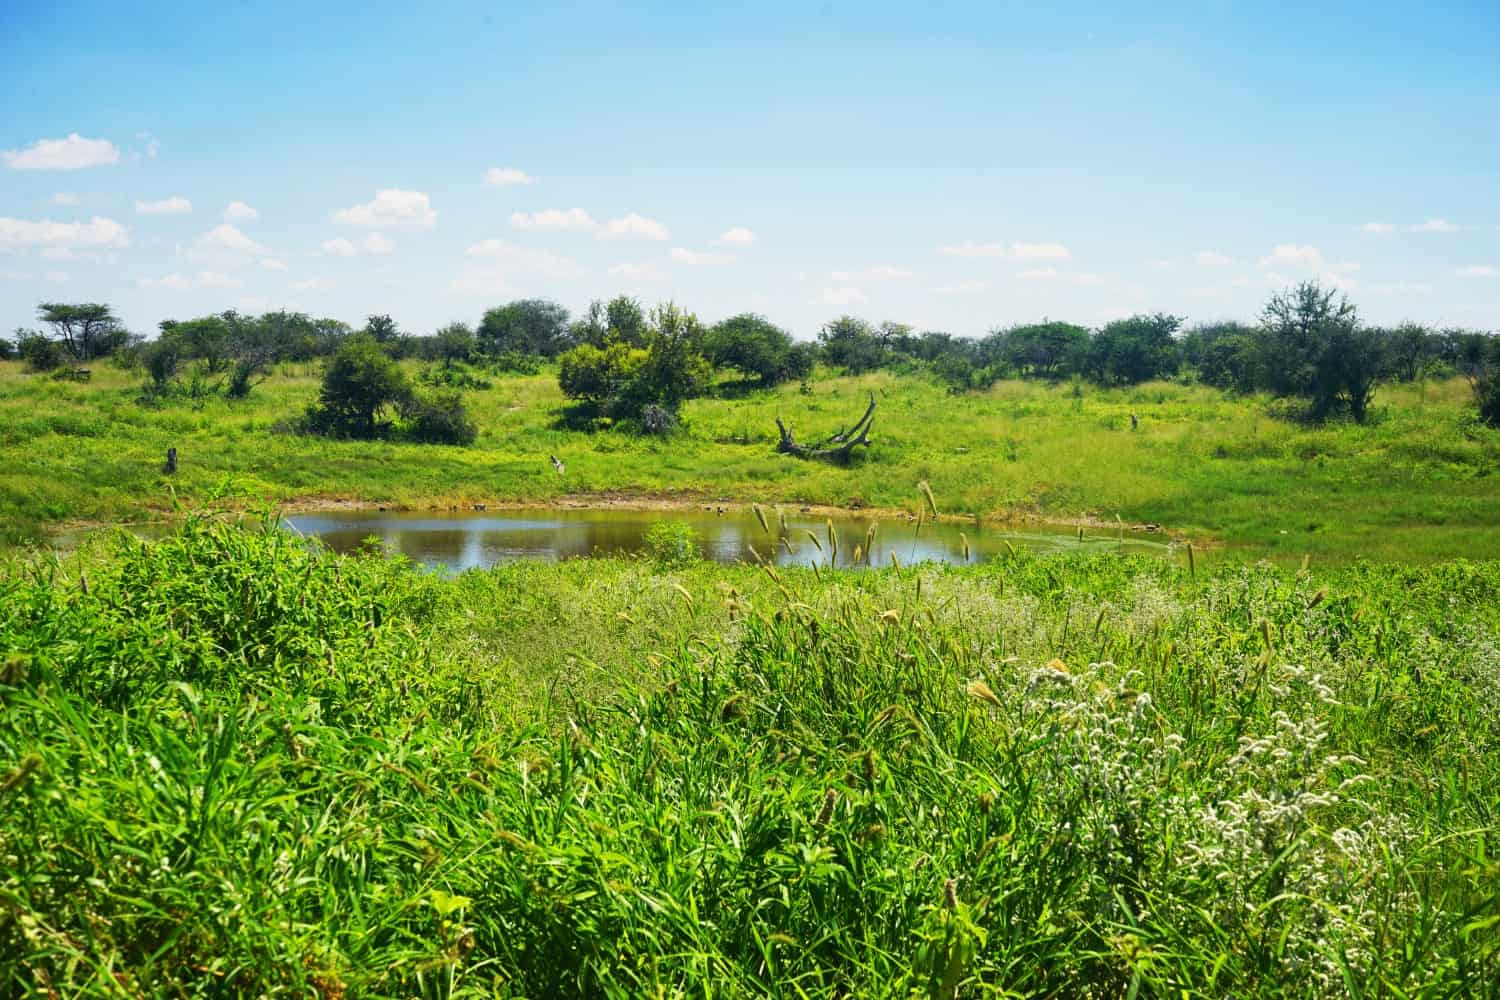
[{"left": 284, "top": 507, "right": 1172, "bottom": 572}]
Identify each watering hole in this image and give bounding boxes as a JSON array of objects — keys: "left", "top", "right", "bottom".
[{"left": 283, "top": 506, "right": 1173, "bottom": 572}]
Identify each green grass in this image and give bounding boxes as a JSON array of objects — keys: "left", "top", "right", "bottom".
[
  {"left": 1, "top": 359, "right": 1497, "bottom": 561},
  {"left": 2, "top": 514, "right": 1497, "bottom": 996}
]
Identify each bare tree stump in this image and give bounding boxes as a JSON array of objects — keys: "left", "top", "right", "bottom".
[{"left": 776, "top": 393, "right": 876, "bottom": 464}]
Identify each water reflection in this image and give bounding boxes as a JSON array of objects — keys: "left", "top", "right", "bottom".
[{"left": 284, "top": 507, "right": 1170, "bottom": 573}]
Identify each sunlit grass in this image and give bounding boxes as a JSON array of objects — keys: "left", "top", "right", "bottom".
[{"left": 1, "top": 514, "right": 1496, "bottom": 995}]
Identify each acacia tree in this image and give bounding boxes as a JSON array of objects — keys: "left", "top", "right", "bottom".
[
  {"left": 704, "top": 313, "right": 814, "bottom": 385},
  {"left": 38, "top": 302, "right": 126, "bottom": 360},
  {"left": 1257, "top": 282, "right": 1382, "bottom": 421}
]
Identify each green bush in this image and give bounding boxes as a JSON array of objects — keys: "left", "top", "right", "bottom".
[
  {"left": 402, "top": 390, "right": 478, "bottom": 445},
  {"left": 642, "top": 520, "right": 699, "bottom": 566}
]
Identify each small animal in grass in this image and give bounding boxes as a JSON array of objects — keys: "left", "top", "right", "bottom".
[
  {"left": 549, "top": 454, "right": 565, "bottom": 475},
  {"left": 1130, "top": 412, "right": 1139, "bottom": 431}
]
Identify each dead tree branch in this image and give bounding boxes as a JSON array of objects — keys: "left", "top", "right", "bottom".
[{"left": 776, "top": 393, "right": 876, "bottom": 463}]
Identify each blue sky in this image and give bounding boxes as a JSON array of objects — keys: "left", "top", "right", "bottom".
[{"left": 2, "top": 0, "right": 1497, "bottom": 339}]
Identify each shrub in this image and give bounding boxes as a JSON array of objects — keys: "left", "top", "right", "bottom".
[
  {"left": 17, "top": 331, "right": 65, "bottom": 372},
  {"left": 490, "top": 351, "right": 542, "bottom": 376},
  {"left": 642, "top": 520, "right": 699, "bottom": 566},
  {"left": 638, "top": 403, "right": 676, "bottom": 436},
  {"left": 402, "top": 391, "right": 478, "bottom": 446},
  {"left": 305, "top": 335, "right": 412, "bottom": 438}
]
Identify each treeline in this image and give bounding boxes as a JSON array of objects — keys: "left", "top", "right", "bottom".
[{"left": 6, "top": 282, "right": 1500, "bottom": 433}]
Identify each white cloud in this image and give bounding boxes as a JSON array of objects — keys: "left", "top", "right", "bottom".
[
  {"left": 3, "top": 134, "right": 121, "bottom": 171},
  {"left": 715, "top": 226, "right": 757, "bottom": 247},
  {"left": 486, "top": 166, "right": 536, "bottom": 187},
  {"left": 1258, "top": 243, "right": 1325, "bottom": 270},
  {"left": 1358, "top": 222, "right": 1394, "bottom": 234},
  {"left": 1071, "top": 272, "right": 1106, "bottom": 286},
  {"left": 137, "top": 270, "right": 242, "bottom": 291},
  {"left": 324, "top": 232, "right": 395, "bottom": 256},
  {"left": 819, "top": 286, "right": 867, "bottom": 306},
  {"left": 609, "top": 261, "right": 668, "bottom": 282},
  {"left": 137, "top": 273, "right": 192, "bottom": 291},
  {"left": 510, "top": 208, "right": 598, "bottom": 232},
  {"left": 933, "top": 280, "right": 989, "bottom": 295},
  {"left": 1457, "top": 265, "right": 1498, "bottom": 278},
  {"left": 1016, "top": 267, "right": 1060, "bottom": 281},
  {"left": 224, "top": 201, "right": 259, "bottom": 221},
  {"left": 197, "top": 270, "right": 242, "bottom": 289},
  {"left": 447, "top": 270, "right": 518, "bottom": 296},
  {"left": 261, "top": 258, "right": 288, "bottom": 271},
  {"left": 0, "top": 216, "right": 129, "bottom": 252},
  {"left": 50, "top": 192, "right": 80, "bottom": 207},
  {"left": 1409, "top": 218, "right": 1458, "bottom": 233},
  {"left": 937, "top": 239, "right": 1070, "bottom": 260},
  {"left": 597, "top": 213, "right": 671, "bottom": 241},
  {"left": 671, "top": 247, "right": 736, "bottom": 265},
  {"left": 830, "top": 264, "right": 913, "bottom": 281},
  {"left": 145, "top": 138, "right": 160, "bottom": 160},
  {"left": 451, "top": 239, "right": 585, "bottom": 293},
  {"left": 290, "top": 278, "right": 332, "bottom": 291},
  {"left": 136, "top": 196, "right": 192, "bottom": 215},
  {"left": 332, "top": 189, "right": 436, "bottom": 228},
  {"left": 196, "top": 223, "right": 269, "bottom": 256},
  {"left": 463, "top": 239, "right": 583, "bottom": 277},
  {"left": 1195, "top": 251, "right": 1233, "bottom": 266},
  {"left": 1147, "top": 259, "right": 1177, "bottom": 273}
]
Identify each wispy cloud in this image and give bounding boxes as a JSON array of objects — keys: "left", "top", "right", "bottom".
[
  {"left": 1357, "top": 222, "right": 1394, "bottom": 234},
  {"left": 831, "top": 264, "right": 913, "bottom": 281},
  {"left": 224, "top": 201, "right": 259, "bottom": 221},
  {"left": 671, "top": 247, "right": 735, "bottom": 265},
  {"left": 715, "top": 226, "right": 756, "bottom": 247},
  {"left": 1409, "top": 218, "right": 1458, "bottom": 233},
  {"left": 937, "top": 239, "right": 1071, "bottom": 261},
  {"left": 510, "top": 208, "right": 598, "bottom": 232},
  {"left": 819, "top": 286, "right": 868, "bottom": 306},
  {"left": 136, "top": 196, "right": 192, "bottom": 215},
  {"left": 609, "top": 261, "right": 668, "bottom": 282},
  {"left": 485, "top": 166, "right": 536, "bottom": 187},
  {"left": 1457, "top": 264, "right": 1498, "bottom": 278},
  {"left": 597, "top": 213, "right": 671, "bottom": 241},
  {"left": 321, "top": 233, "right": 394, "bottom": 256}
]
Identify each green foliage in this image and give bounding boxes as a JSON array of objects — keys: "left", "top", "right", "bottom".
[
  {"left": 16, "top": 329, "right": 66, "bottom": 371},
  {"left": 489, "top": 350, "right": 542, "bottom": 375},
  {"left": 704, "top": 313, "right": 810, "bottom": 385},
  {"left": 558, "top": 303, "right": 711, "bottom": 423},
  {"left": 1257, "top": 281, "right": 1387, "bottom": 422},
  {"left": 305, "top": 335, "right": 412, "bottom": 438},
  {"left": 990, "top": 320, "right": 1092, "bottom": 380},
  {"left": 1087, "top": 313, "right": 1183, "bottom": 385},
  {"left": 819, "top": 315, "right": 891, "bottom": 374},
  {"left": 478, "top": 299, "right": 571, "bottom": 357},
  {"left": 401, "top": 389, "right": 479, "bottom": 445},
  {"left": 2, "top": 517, "right": 1497, "bottom": 995},
  {"left": 642, "top": 519, "right": 700, "bottom": 565},
  {"left": 571, "top": 295, "right": 650, "bottom": 349},
  {"left": 37, "top": 301, "right": 130, "bottom": 360},
  {"left": 557, "top": 339, "right": 646, "bottom": 407}
]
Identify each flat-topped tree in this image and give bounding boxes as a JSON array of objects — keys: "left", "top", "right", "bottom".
[{"left": 38, "top": 302, "right": 124, "bottom": 361}]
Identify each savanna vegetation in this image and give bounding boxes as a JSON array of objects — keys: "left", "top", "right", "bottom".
[
  {"left": 3, "top": 276, "right": 1499, "bottom": 997},
  {"left": 2, "top": 510, "right": 1497, "bottom": 996},
  {"left": 2, "top": 278, "right": 1497, "bottom": 560}
]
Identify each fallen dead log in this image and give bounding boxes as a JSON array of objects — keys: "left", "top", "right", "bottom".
[{"left": 776, "top": 393, "right": 875, "bottom": 463}]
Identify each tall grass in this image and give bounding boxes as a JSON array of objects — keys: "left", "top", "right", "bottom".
[{"left": 1, "top": 514, "right": 1497, "bottom": 996}]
